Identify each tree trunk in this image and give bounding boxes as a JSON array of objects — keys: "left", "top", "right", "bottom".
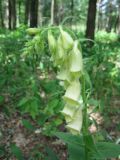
[
  {"left": 97, "top": 0, "right": 104, "bottom": 30},
  {"left": 8, "top": 0, "right": 12, "bottom": 29},
  {"left": 8, "top": 0, "right": 16, "bottom": 29},
  {"left": 0, "top": 0, "right": 4, "bottom": 27},
  {"left": 30, "top": 0, "right": 38, "bottom": 27},
  {"left": 24, "top": 0, "right": 30, "bottom": 25},
  {"left": 71, "top": 0, "right": 74, "bottom": 24},
  {"left": 12, "top": 0, "right": 16, "bottom": 29},
  {"left": 37, "top": 0, "right": 42, "bottom": 27},
  {"left": 106, "top": 2, "right": 114, "bottom": 32},
  {"left": 58, "top": 0, "right": 64, "bottom": 24},
  {"left": 85, "top": 0, "right": 97, "bottom": 45},
  {"left": 51, "top": 0, "right": 55, "bottom": 25},
  {"left": 18, "top": 0, "right": 22, "bottom": 25},
  {"left": 114, "top": 0, "right": 120, "bottom": 35},
  {"left": 3, "top": 0, "right": 9, "bottom": 28},
  {"left": 51, "top": 0, "right": 58, "bottom": 25}
]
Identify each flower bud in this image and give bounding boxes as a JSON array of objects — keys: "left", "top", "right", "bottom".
[
  {"left": 70, "top": 40, "right": 83, "bottom": 73},
  {"left": 59, "top": 27, "right": 74, "bottom": 51},
  {"left": 48, "top": 30, "right": 56, "bottom": 56}
]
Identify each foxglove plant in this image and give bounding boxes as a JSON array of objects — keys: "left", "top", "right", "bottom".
[
  {"left": 26, "top": 27, "right": 120, "bottom": 160},
  {"left": 48, "top": 27, "right": 84, "bottom": 135}
]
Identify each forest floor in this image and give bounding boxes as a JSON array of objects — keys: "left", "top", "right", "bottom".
[
  {"left": 0, "top": 111, "right": 67, "bottom": 160},
  {"left": 0, "top": 105, "right": 120, "bottom": 160}
]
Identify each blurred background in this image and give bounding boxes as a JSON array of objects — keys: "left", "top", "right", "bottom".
[{"left": 0, "top": 0, "right": 120, "bottom": 38}]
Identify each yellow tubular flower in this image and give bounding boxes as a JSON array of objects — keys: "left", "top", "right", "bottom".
[
  {"left": 66, "top": 107, "right": 83, "bottom": 135},
  {"left": 48, "top": 28, "right": 83, "bottom": 135},
  {"left": 64, "top": 80, "right": 81, "bottom": 105},
  {"left": 57, "top": 59, "right": 71, "bottom": 82},
  {"left": 61, "top": 103, "right": 79, "bottom": 121}
]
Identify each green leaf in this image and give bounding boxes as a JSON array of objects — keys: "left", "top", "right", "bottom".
[
  {"left": 91, "top": 142, "right": 120, "bottom": 159},
  {"left": 37, "top": 112, "right": 48, "bottom": 126},
  {"left": 18, "top": 97, "right": 29, "bottom": 107},
  {"left": 0, "top": 146, "right": 6, "bottom": 157},
  {"left": 68, "top": 144, "right": 85, "bottom": 160},
  {"left": 45, "top": 147, "right": 59, "bottom": 160},
  {"left": 55, "top": 132, "right": 84, "bottom": 148},
  {"left": 22, "top": 119, "right": 35, "bottom": 131},
  {"left": 88, "top": 98, "right": 100, "bottom": 107},
  {"left": 0, "top": 96, "right": 4, "bottom": 105},
  {"left": 45, "top": 99, "right": 59, "bottom": 115},
  {"left": 41, "top": 80, "right": 59, "bottom": 94},
  {"left": 10, "top": 144, "right": 24, "bottom": 160},
  {"left": 84, "top": 135, "right": 96, "bottom": 152}
]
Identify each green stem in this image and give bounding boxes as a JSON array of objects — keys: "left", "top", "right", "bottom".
[{"left": 81, "top": 74, "right": 89, "bottom": 160}]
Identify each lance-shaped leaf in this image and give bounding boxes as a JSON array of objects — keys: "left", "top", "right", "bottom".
[
  {"left": 59, "top": 27, "right": 74, "bottom": 51},
  {"left": 70, "top": 40, "right": 83, "bottom": 73},
  {"left": 61, "top": 103, "right": 79, "bottom": 122},
  {"left": 64, "top": 80, "right": 81, "bottom": 105},
  {"left": 66, "top": 108, "right": 83, "bottom": 135},
  {"left": 48, "top": 30, "right": 56, "bottom": 56}
]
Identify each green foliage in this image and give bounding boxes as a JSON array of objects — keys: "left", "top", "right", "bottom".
[
  {"left": 55, "top": 132, "right": 120, "bottom": 160},
  {"left": 92, "top": 142, "right": 120, "bottom": 159},
  {"left": 10, "top": 144, "right": 24, "bottom": 160},
  {"left": 82, "top": 31, "right": 120, "bottom": 114},
  {"left": 45, "top": 147, "right": 59, "bottom": 160},
  {"left": 22, "top": 119, "right": 35, "bottom": 131},
  {"left": 96, "top": 31, "right": 118, "bottom": 43}
]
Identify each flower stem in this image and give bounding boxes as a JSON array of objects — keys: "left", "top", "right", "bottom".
[{"left": 81, "top": 73, "right": 89, "bottom": 160}]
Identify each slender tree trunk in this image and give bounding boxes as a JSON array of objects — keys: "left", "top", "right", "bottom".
[
  {"left": 37, "top": 0, "right": 42, "bottom": 27},
  {"left": 106, "top": 3, "right": 113, "bottom": 32},
  {"left": 51, "top": 0, "right": 58, "bottom": 25},
  {"left": 8, "top": 0, "right": 16, "bottom": 29},
  {"left": 12, "top": 0, "right": 16, "bottom": 29},
  {"left": 85, "top": 0, "right": 97, "bottom": 45},
  {"left": 8, "top": 0, "right": 12, "bottom": 29},
  {"left": 97, "top": 0, "right": 103, "bottom": 30},
  {"left": 71, "top": 0, "right": 74, "bottom": 24},
  {"left": 58, "top": 0, "right": 64, "bottom": 24},
  {"left": 24, "top": 0, "right": 30, "bottom": 25},
  {"left": 30, "top": 0, "right": 38, "bottom": 27},
  {"left": 3, "top": 0, "right": 9, "bottom": 28},
  {"left": 18, "top": 0, "right": 22, "bottom": 25},
  {"left": 0, "top": 0, "right": 4, "bottom": 27},
  {"left": 51, "top": 0, "right": 55, "bottom": 25},
  {"left": 114, "top": 0, "right": 120, "bottom": 34}
]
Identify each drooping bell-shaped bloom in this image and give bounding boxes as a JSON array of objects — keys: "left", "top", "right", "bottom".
[
  {"left": 57, "top": 69, "right": 70, "bottom": 81},
  {"left": 57, "top": 59, "right": 71, "bottom": 82},
  {"left": 61, "top": 103, "right": 79, "bottom": 122},
  {"left": 66, "top": 108, "right": 83, "bottom": 135},
  {"left": 64, "top": 80, "right": 81, "bottom": 105},
  {"left": 70, "top": 40, "right": 83, "bottom": 73},
  {"left": 59, "top": 27, "right": 74, "bottom": 51},
  {"left": 47, "top": 28, "right": 84, "bottom": 136}
]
